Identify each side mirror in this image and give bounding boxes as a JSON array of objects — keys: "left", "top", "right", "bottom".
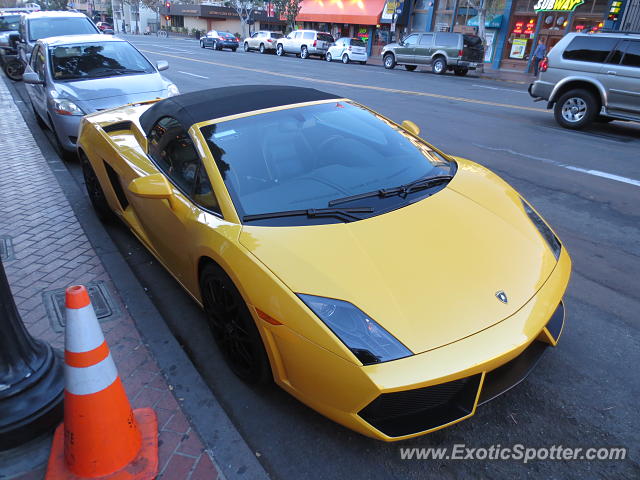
[
  {"left": 156, "top": 60, "right": 169, "bottom": 71},
  {"left": 23, "top": 71, "right": 44, "bottom": 85},
  {"left": 401, "top": 120, "right": 420, "bottom": 136},
  {"left": 128, "top": 174, "right": 173, "bottom": 204}
]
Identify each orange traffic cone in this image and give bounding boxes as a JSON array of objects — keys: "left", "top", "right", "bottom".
[{"left": 46, "top": 285, "right": 158, "bottom": 479}]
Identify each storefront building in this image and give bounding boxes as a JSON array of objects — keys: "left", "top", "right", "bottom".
[
  {"left": 496, "top": 0, "right": 608, "bottom": 71},
  {"left": 159, "top": 5, "right": 285, "bottom": 38}
]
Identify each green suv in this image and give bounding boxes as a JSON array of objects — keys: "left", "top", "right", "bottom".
[{"left": 382, "top": 32, "right": 484, "bottom": 76}]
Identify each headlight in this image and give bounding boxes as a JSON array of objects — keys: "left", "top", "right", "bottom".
[
  {"left": 52, "top": 98, "right": 84, "bottom": 116},
  {"left": 167, "top": 84, "right": 179, "bottom": 97},
  {"left": 298, "top": 294, "right": 412, "bottom": 365},
  {"left": 521, "top": 198, "right": 561, "bottom": 260}
]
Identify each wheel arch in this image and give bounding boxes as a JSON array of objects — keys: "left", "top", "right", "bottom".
[{"left": 549, "top": 78, "right": 605, "bottom": 107}]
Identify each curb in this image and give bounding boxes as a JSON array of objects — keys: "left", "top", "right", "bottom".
[{"left": 2, "top": 74, "right": 270, "bottom": 480}]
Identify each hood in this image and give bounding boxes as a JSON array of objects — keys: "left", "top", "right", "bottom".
[
  {"left": 55, "top": 73, "right": 168, "bottom": 111},
  {"left": 239, "top": 160, "right": 558, "bottom": 354},
  {"left": 383, "top": 42, "right": 401, "bottom": 51}
]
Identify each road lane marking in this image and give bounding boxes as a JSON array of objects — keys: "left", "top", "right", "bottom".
[
  {"left": 137, "top": 48, "right": 548, "bottom": 113},
  {"left": 178, "top": 71, "right": 209, "bottom": 79},
  {"left": 472, "top": 84, "right": 526, "bottom": 93},
  {"left": 474, "top": 143, "right": 640, "bottom": 188}
]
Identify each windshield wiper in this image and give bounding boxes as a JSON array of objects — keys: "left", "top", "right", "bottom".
[
  {"left": 328, "top": 175, "right": 453, "bottom": 207},
  {"left": 243, "top": 207, "right": 374, "bottom": 223}
]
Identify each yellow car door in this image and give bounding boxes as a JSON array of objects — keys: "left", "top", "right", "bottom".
[{"left": 125, "top": 116, "right": 222, "bottom": 289}]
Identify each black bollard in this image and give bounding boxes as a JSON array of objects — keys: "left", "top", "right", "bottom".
[{"left": 0, "top": 258, "right": 63, "bottom": 450}]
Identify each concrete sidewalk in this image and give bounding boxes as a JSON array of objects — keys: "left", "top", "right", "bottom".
[{"left": 0, "top": 77, "right": 258, "bottom": 479}]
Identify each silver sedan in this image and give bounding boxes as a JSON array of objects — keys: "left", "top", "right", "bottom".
[{"left": 23, "top": 34, "right": 178, "bottom": 156}]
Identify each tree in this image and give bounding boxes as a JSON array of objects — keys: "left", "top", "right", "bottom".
[
  {"left": 272, "top": 0, "right": 302, "bottom": 33},
  {"left": 226, "top": 0, "right": 263, "bottom": 39},
  {"left": 46, "top": 0, "right": 69, "bottom": 10}
]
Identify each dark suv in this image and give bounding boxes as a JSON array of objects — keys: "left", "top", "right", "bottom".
[
  {"left": 382, "top": 32, "right": 484, "bottom": 76},
  {"left": 529, "top": 32, "right": 640, "bottom": 129}
]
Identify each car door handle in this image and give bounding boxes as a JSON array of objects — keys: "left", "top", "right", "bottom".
[{"left": 606, "top": 71, "right": 617, "bottom": 75}]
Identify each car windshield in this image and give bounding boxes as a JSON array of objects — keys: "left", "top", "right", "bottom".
[
  {"left": 270, "top": 32, "right": 283, "bottom": 39},
  {"left": 28, "top": 17, "right": 98, "bottom": 41},
  {"left": 200, "top": 101, "right": 454, "bottom": 224},
  {"left": 0, "top": 15, "right": 20, "bottom": 31},
  {"left": 50, "top": 41, "right": 155, "bottom": 80}
]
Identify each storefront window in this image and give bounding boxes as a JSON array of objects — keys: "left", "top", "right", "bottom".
[{"left": 373, "top": 24, "right": 390, "bottom": 56}]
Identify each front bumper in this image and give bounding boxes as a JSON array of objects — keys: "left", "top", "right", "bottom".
[
  {"left": 50, "top": 112, "right": 82, "bottom": 151},
  {"left": 261, "top": 247, "right": 571, "bottom": 441}
]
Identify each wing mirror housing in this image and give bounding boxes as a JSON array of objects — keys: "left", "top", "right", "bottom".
[
  {"left": 156, "top": 60, "right": 169, "bottom": 71},
  {"left": 128, "top": 174, "right": 175, "bottom": 207},
  {"left": 23, "top": 71, "right": 44, "bottom": 85},
  {"left": 401, "top": 120, "right": 420, "bottom": 136}
]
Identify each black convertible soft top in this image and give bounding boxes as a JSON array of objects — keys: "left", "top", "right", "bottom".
[{"left": 139, "top": 85, "right": 341, "bottom": 135}]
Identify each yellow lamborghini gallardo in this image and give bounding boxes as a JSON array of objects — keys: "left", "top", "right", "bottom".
[{"left": 77, "top": 85, "right": 571, "bottom": 441}]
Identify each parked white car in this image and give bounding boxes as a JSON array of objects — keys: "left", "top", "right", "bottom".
[
  {"left": 243, "top": 30, "right": 283, "bottom": 53},
  {"left": 275, "top": 30, "right": 334, "bottom": 59},
  {"left": 325, "top": 37, "right": 368, "bottom": 64}
]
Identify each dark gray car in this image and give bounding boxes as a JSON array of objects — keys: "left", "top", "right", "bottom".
[
  {"left": 382, "top": 32, "right": 484, "bottom": 76},
  {"left": 23, "top": 35, "right": 178, "bottom": 155},
  {"left": 529, "top": 32, "right": 640, "bottom": 129}
]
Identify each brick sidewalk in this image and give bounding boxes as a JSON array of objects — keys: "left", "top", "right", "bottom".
[{"left": 0, "top": 80, "right": 222, "bottom": 479}]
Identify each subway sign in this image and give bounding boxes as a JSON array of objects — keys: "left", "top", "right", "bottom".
[{"left": 534, "top": 0, "right": 584, "bottom": 11}]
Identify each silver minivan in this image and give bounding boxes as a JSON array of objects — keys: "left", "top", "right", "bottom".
[
  {"left": 276, "top": 30, "right": 334, "bottom": 59},
  {"left": 529, "top": 32, "right": 640, "bottom": 129}
]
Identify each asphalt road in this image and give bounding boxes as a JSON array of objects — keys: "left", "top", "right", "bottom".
[{"left": 11, "top": 34, "right": 640, "bottom": 479}]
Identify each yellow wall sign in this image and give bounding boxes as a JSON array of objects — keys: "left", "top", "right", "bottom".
[{"left": 533, "top": 0, "right": 584, "bottom": 12}]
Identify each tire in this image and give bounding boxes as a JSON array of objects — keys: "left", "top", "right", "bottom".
[
  {"left": 276, "top": 44, "right": 284, "bottom": 56},
  {"left": 200, "top": 263, "right": 272, "bottom": 385},
  {"left": 300, "top": 46, "right": 308, "bottom": 59},
  {"left": 243, "top": 42, "right": 249, "bottom": 52},
  {"left": 554, "top": 89, "right": 598, "bottom": 130},
  {"left": 31, "top": 102, "right": 46, "bottom": 129},
  {"left": 259, "top": 43, "right": 265, "bottom": 54},
  {"left": 432, "top": 57, "right": 447, "bottom": 75},
  {"left": 200, "top": 40, "right": 205, "bottom": 48},
  {"left": 81, "top": 153, "right": 112, "bottom": 221},
  {"left": 342, "top": 53, "right": 349, "bottom": 64},
  {"left": 383, "top": 53, "right": 395, "bottom": 69},
  {"left": 453, "top": 67, "right": 468, "bottom": 76},
  {"left": 4, "top": 59, "right": 24, "bottom": 81},
  {"left": 48, "top": 115, "right": 73, "bottom": 161},
  {"left": 326, "top": 52, "right": 332, "bottom": 62},
  {"left": 405, "top": 64, "right": 417, "bottom": 71}
]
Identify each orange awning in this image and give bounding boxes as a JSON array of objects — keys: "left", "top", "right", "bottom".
[{"left": 297, "top": 0, "right": 386, "bottom": 26}]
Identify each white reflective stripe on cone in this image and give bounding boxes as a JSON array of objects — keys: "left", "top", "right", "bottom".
[
  {"left": 65, "top": 353, "right": 118, "bottom": 395},
  {"left": 65, "top": 303, "right": 105, "bottom": 353}
]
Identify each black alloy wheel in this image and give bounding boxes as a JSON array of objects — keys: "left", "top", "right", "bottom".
[
  {"left": 200, "top": 263, "right": 272, "bottom": 384},
  {"left": 81, "top": 153, "right": 112, "bottom": 220}
]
